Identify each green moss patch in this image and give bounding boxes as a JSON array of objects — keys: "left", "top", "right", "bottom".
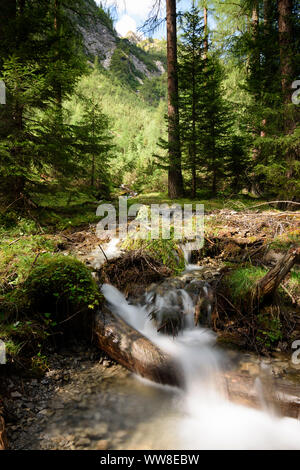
[
  {"left": 22, "top": 254, "right": 100, "bottom": 316},
  {"left": 0, "top": 254, "right": 101, "bottom": 370},
  {"left": 0, "top": 235, "right": 57, "bottom": 293},
  {"left": 256, "top": 310, "right": 283, "bottom": 349}
]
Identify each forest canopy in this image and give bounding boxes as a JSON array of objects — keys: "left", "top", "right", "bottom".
[{"left": 0, "top": 0, "right": 299, "bottom": 206}]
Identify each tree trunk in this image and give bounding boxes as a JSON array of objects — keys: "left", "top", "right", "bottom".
[
  {"left": 191, "top": 153, "right": 196, "bottom": 198},
  {"left": 211, "top": 119, "right": 217, "bottom": 195},
  {"left": 203, "top": 4, "right": 208, "bottom": 58},
  {"left": 253, "top": 246, "right": 300, "bottom": 305},
  {"left": 249, "top": 1, "right": 261, "bottom": 194},
  {"left": 278, "top": 0, "right": 294, "bottom": 106},
  {"left": 54, "top": 0, "right": 63, "bottom": 109},
  {"left": 94, "top": 307, "right": 182, "bottom": 388},
  {"left": 212, "top": 168, "right": 217, "bottom": 195},
  {"left": 191, "top": 21, "right": 197, "bottom": 199},
  {"left": 278, "top": 0, "right": 296, "bottom": 185},
  {"left": 0, "top": 1, "right": 16, "bottom": 49},
  {"left": 91, "top": 105, "right": 95, "bottom": 187},
  {"left": 251, "top": 1, "right": 259, "bottom": 77},
  {"left": 166, "top": 0, "right": 184, "bottom": 199},
  {"left": 261, "top": 0, "right": 271, "bottom": 136}
]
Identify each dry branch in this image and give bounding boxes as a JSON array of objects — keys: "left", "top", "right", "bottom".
[
  {"left": 0, "top": 409, "right": 7, "bottom": 450},
  {"left": 98, "top": 251, "right": 171, "bottom": 295},
  {"left": 254, "top": 246, "right": 300, "bottom": 303},
  {"left": 246, "top": 201, "right": 300, "bottom": 210}
]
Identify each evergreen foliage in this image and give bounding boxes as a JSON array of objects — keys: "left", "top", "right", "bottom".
[
  {"left": 0, "top": 0, "right": 298, "bottom": 206},
  {"left": 177, "top": 4, "right": 248, "bottom": 196}
]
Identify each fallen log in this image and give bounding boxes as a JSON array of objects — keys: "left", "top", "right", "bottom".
[
  {"left": 254, "top": 246, "right": 300, "bottom": 304},
  {"left": 225, "top": 371, "right": 300, "bottom": 419},
  {"left": 94, "top": 307, "right": 182, "bottom": 388},
  {"left": 0, "top": 406, "right": 7, "bottom": 450}
]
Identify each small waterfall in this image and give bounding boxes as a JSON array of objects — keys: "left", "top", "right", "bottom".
[
  {"left": 90, "top": 238, "right": 122, "bottom": 269},
  {"left": 181, "top": 242, "right": 203, "bottom": 272},
  {"left": 101, "top": 282, "right": 300, "bottom": 450}
]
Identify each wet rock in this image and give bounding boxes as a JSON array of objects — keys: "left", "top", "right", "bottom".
[
  {"left": 114, "top": 430, "right": 127, "bottom": 440},
  {"left": 96, "top": 439, "right": 109, "bottom": 450},
  {"left": 95, "top": 422, "right": 109, "bottom": 436}
]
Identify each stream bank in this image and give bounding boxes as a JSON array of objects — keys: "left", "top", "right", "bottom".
[
  {"left": 1, "top": 207, "right": 299, "bottom": 450},
  {"left": 2, "top": 340, "right": 300, "bottom": 450}
]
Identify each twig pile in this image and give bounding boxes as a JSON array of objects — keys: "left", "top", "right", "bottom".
[{"left": 98, "top": 250, "right": 172, "bottom": 296}]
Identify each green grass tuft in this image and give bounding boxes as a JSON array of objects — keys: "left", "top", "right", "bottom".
[
  {"left": 121, "top": 233, "right": 185, "bottom": 275},
  {"left": 226, "top": 265, "right": 267, "bottom": 301}
]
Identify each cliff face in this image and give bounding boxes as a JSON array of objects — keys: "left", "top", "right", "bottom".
[
  {"left": 79, "top": 0, "right": 165, "bottom": 85},
  {"left": 78, "top": 10, "right": 117, "bottom": 69}
]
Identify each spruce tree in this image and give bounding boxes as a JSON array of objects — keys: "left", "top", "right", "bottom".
[
  {"left": 0, "top": 0, "right": 86, "bottom": 204},
  {"left": 235, "top": 0, "right": 300, "bottom": 199},
  {"left": 74, "top": 95, "right": 114, "bottom": 195},
  {"left": 178, "top": 2, "right": 205, "bottom": 197},
  {"left": 199, "top": 55, "right": 234, "bottom": 195},
  {"left": 178, "top": 5, "right": 235, "bottom": 196}
]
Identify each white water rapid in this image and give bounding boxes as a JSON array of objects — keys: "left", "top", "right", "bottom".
[{"left": 101, "top": 279, "right": 300, "bottom": 450}]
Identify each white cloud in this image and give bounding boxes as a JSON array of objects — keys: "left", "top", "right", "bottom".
[
  {"left": 115, "top": 14, "right": 137, "bottom": 36},
  {"left": 103, "top": 0, "right": 154, "bottom": 19}
]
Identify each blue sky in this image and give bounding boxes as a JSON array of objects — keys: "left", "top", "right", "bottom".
[{"left": 97, "top": 1, "right": 193, "bottom": 38}]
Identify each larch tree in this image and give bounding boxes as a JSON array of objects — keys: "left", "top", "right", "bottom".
[
  {"left": 166, "top": 0, "right": 184, "bottom": 198},
  {"left": 144, "top": 0, "right": 184, "bottom": 198}
]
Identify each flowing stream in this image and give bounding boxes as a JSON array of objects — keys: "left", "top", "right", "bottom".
[{"left": 101, "top": 265, "right": 300, "bottom": 450}]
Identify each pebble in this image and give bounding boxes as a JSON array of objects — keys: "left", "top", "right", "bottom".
[
  {"left": 96, "top": 439, "right": 109, "bottom": 450},
  {"left": 76, "top": 437, "right": 91, "bottom": 447},
  {"left": 2, "top": 344, "right": 129, "bottom": 450}
]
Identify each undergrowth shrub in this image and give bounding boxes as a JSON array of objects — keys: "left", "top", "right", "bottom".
[
  {"left": 21, "top": 254, "right": 100, "bottom": 323},
  {"left": 0, "top": 254, "right": 102, "bottom": 370}
]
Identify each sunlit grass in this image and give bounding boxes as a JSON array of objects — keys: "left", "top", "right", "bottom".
[{"left": 130, "top": 192, "right": 268, "bottom": 212}]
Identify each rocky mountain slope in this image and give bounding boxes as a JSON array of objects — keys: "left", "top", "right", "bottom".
[{"left": 79, "top": 0, "right": 165, "bottom": 87}]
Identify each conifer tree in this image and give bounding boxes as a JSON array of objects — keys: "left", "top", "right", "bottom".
[
  {"left": 178, "top": 5, "right": 235, "bottom": 196},
  {"left": 74, "top": 95, "right": 114, "bottom": 194},
  {"left": 199, "top": 55, "right": 234, "bottom": 195},
  {"left": 0, "top": 0, "right": 87, "bottom": 204},
  {"left": 178, "top": 2, "right": 205, "bottom": 197},
  {"left": 237, "top": 0, "right": 300, "bottom": 199}
]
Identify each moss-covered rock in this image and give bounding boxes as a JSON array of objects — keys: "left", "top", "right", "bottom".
[
  {"left": 21, "top": 254, "right": 101, "bottom": 333},
  {"left": 0, "top": 255, "right": 102, "bottom": 367}
]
